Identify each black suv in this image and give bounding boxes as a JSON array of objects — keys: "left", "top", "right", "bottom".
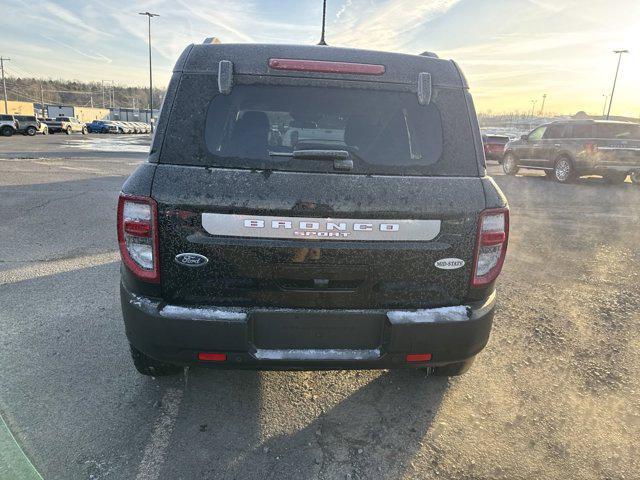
[
  {"left": 503, "top": 120, "right": 640, "bottom": 183},
  {"left": 118, "top": 43, "right": 509, "bottom": 376}
]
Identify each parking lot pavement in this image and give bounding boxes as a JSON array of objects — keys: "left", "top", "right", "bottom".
[{"left": 1, "top": 136, "right": 639, "bottom": 479}]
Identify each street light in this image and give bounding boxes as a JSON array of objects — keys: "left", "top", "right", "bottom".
[
  {"left": 539, "top": 94, "right": 547, "bottom": 116},
  {"left": 602, "top": 94, "right": 609, "bottom": 117},
  {"left": 139, "top": 11, "right": 159, "bottom": 132},
  {"left": 606, "top": 49, "right": 629, "bottom": 119}
]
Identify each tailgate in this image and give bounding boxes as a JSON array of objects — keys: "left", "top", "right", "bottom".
[{"left": 152, "top": 165, "right": 485, "bottom": 310}]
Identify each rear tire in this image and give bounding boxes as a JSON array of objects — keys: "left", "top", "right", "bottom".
[
  {"left": 426, "top": 357, "right": 475, "bottom": 377},
  {"left": 26, "top": 126, "right": 37, "bottom": 136},
  {"left": 553, "top": 157, "right": 575, "bottom": 183},
  {"left": 502, "top": 153, "right": 519, "bottom": 175},
  {"left": 65, "top": 127, "right": 71, "bottom": 135},
  {"left": 1, "top": 126, "right": 14, "bottom": 136},
  {"left": 129, "top": 344, "right": 182, "bottom": 376}
]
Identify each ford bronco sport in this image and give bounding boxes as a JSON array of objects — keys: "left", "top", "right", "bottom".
[{"left": 118, "top": 43, "right": 509, "bottom": 376}]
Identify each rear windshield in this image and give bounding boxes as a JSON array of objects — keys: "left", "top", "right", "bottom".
[
  {"left": 159, "top": 74, "right": 480, "bottom": 176},
  {"left": 203, "top": 85, "right": 443, "bottom": 174}
]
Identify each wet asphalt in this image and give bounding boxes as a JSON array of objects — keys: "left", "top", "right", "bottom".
[{"left": 0, "top": 133, "right": 639, "bottom": 480}]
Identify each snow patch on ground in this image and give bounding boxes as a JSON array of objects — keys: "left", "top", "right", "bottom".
[
  {"left": 387, "top": 306, "right": 469, "bottom": 324},
  {"left": 160, "top": 305, "right": 246, "bottom": 322}
]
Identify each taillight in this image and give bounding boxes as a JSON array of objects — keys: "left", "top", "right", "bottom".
[
  {"left": 117, "top": 194, "right": 159, "bottom": 283},
  {"left": 585, "top": 143, "right": 599, "bottom": 153},
  {"left": 472, "top": 208, "right": 509, "bottom": 287}
]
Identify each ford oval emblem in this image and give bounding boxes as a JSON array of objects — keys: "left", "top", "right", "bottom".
[{"left": 175, "top": 253, "right": 209, "bottom": 267}]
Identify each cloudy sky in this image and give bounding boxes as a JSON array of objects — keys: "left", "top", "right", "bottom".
[{"left": 2, "top": 0, "right": 639, "bottom": 115}]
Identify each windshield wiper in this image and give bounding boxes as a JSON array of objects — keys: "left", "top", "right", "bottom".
[
  {"left": 268, "top": 149, "right": 353, "bottom": 170},
  {"left": 269, "top": 149, "right": 350, "bottom": 159}
]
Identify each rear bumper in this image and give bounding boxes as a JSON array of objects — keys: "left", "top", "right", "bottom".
[{"left": 121, "top": 283, "right": 496, "bottom": 370}]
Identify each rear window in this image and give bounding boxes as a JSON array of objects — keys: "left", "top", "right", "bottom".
[
  {"left": 204, "top": 85, "right": 442, "bottom": 174},
  {"left": 566, "top": 124, "right": 594, "bottom": 138},
  {"left": 594, "top": 123, "right": 640, "bottom": 140},
  {"left": 483, "top": 135, "right": 509, "bottom": 143},
  {"left": 159, "top": 73, "right": 480, "bottom": 177}
]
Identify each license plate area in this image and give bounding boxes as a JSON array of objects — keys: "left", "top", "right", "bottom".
[{"left": 250, "top": 311, "right": 385, "bottom": 350}]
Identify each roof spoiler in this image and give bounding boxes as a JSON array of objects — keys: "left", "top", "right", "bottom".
[
  {"left": 218, "top": 60, "right": 234, "bottom": 94},
  {"left": 417, "top": 72, "right": 432, "bottom": 106}
]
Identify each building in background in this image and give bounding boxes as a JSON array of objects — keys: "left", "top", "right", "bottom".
[{"left": 0, "top": 100, "right": 35, "bottom": 115}]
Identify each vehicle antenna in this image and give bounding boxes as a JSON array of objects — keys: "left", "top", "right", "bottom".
[{"left": 318, "top": 0, "right": 328, "bottom": 45}]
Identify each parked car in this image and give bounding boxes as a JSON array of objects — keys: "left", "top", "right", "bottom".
[
  {"left": 86, "top": 120, "right": 117, "bottom": 134},
  {"left": 15, "top": 115, "right": 48, "bottom": 135},
  {"left": 118, "top": 43, "right": 509, "bottom": 377},
  {"left": 0, "top": 114, "right": 19, "bottom": 136},
  {"left": 44, "top": 116, "right": 87, "bottom": 134},
  {"left": 112, "top": 121, "right": 133, "bottom": 134},
  {"left": 481, "top": 134, "right": 509, "bottom": 161},
  {"left": 133, "top": 122, "right": 151, "bottom": 134},
  {"left": 503, "top": 120, "right": 640, "bottom": 183}
]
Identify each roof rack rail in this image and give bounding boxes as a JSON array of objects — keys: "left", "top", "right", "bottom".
[
  {"left": 419, "top": 51, "right": 439, "bottom": 58},
  {"left": 203, "top": 37, "right": 222, "bottom": 44}
]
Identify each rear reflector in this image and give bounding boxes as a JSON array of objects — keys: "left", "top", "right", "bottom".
[
  {"left": 406, "top": 353, "right": 432, "bottom": 363},
  {"left": 268, "top": 58, "right": 385, "bottom": 75},
  {"left": 198, "top": 352, "right": 227, "bottom": 362}
]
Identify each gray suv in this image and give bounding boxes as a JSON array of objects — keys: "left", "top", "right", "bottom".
[{"left": 503, "top": 120, "right": 640, "bottom": 183}]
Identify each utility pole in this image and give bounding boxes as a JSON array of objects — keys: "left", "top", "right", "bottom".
[
  {"left": 539, "top": 94, "right": 547, "bottom": 116},
  {"left": 139, "top": 11, "right": 159, "bottom": 132},
  {"left": 530, "top": 100, "right": 537, "bottom": 118},
  {"left": 607, "top": 49, "right": 629, "bottom": 119},
  {"left": 40, "top": 83, "right": 45, "bottom": 118},
  {"left": 102, "top": 80, "right": 105, "bottom": 108},
  {"left": 0, "top": 57, "right": 10, "bottom": 114},
  {"left": 602, "top": 94, "right": 609, "bottom": 117},
  {"left": 111, "top": 81, "right": 115, "bottom": 109}
]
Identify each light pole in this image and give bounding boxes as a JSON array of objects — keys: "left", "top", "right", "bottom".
[
  {"left": 602, "top": 94, "right": 609, "bottom": 117},
  {"left": 539, "top": 94, "right": 547, "bottom": 116},
  {"left": 139, "top": 11, "right": 159, "bottom": 132},
  {"left": 0, "top": 57, "right": 10, "bottom": 114},
  {"left": 606, "top": 49, "right": 628, "bottom": 119},
  {"left": 530, "top": 100, "right": 537, "bottom": 118}
]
